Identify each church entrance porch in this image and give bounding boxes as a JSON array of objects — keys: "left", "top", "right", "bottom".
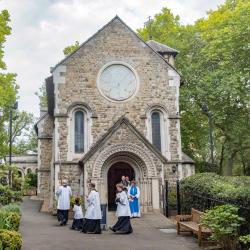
[{"left": 107, "top": 161, "right": 135, "bottom": 210}]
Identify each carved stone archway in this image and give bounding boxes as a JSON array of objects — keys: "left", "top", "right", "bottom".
[
  {"left": 88, "top": 144, "right": 160, "bottom": 212},
  {"left": 92, "top": 143, "right": 157, "bottom": 178}
]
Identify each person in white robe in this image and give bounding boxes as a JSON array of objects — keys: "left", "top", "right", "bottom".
[
  {"left": 56, "top": 179, "right": 72, "bottom": 226},
  {"left": 81, "top": 183, "right": 102, "bottom": 234},
  {"left": 109, "top": 183, "right": 133, "bottom": 234},
  {"left": 71, "top": 197, "right": 84, "bottom": 230},
  {"left": 128, "top": 180, "right": 141, "bottom": 218}
]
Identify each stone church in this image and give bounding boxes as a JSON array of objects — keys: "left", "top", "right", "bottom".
[{"left": 35, "top": 16, "right": 194, "bottom": 213}]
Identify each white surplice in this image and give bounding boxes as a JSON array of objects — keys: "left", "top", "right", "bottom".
[
  {"left": 85, "top": 190, "right": 102, "bottom": 220},
  {"left": 116, "top": 191, "right": 131, "bottom": 217},
  {"left": 56, "top": 185, "right": 72, "bottom": 210},
  {"left": 73, "top": 204, "right": 84, "bottom": 219}
]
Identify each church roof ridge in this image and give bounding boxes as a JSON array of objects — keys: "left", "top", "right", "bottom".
[
  {"left": 51, "top": 16, "right": 180, "bottom": 76},
  {"left": 79, "top": 116, "right": 168, "bottom": 165}
]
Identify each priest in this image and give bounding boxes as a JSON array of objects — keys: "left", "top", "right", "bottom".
[
  {"left": 109, "top": 183, "right": 133, "bottom": 234},
  {"left": 82, "top": 183, "right": 102, "bottom": 234},
  {"left": 56, "top": 179, "right": 72, "bottom": 226},
  {"left": 128, "top": 180, "right": 141, "bottom": 218}
]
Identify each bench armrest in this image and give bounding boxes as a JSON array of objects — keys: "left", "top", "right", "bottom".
[{"left": 176, "top": 215, "right": 192, "bottom": 222}]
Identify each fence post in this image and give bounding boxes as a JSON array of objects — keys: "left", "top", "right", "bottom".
[
  {"left": 165, "top": 180, "right": 169, "bottom": 217},
  {"left": 176, "top": 179, "right": 181, "bottom": 215}
]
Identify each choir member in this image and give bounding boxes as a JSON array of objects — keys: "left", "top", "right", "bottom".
[
  {"left": 82, "top": 183, "right": 102, "bottom": 234},
  {"left": 71, "top": 197, "right": 84, "bottom": 230},
  {"left": 109, "top": 183, "right": 133, "bottom": 234},
  {"left": 56, "top": 179, "right": 72, "bottom": 226}
]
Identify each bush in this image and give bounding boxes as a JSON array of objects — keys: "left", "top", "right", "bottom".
[
  {"left": 0, "top": 186, "right": 23, "bottom": 206},
  {"left": 180, "top": 173, "right": 250, "bottom": 234},
  {"left": 1, "top": 204, "right": 21, "bottom": 216},
  {"left": 239, "top": 234, "right": 250, "bottom": 250},
  {"left": 24, "top": 172, "right": 37, "bottom": 188},
  {"left": 0, "top": 229, "right": 22, "bottom": 250},
  {"left": 70, "top": 196, "right": 83, "bottom": 208},
  {"left": 0, "top": 211, "right": 21, "bottom": 231},
  {"left": 202, "top": 205, "right": 244, "bottom": 250}
]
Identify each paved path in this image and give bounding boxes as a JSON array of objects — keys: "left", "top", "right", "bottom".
[{"left": 20, "top": 197, "right": 200, "bottom": 250}]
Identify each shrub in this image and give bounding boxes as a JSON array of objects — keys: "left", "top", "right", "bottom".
[
  {"left": 201, "top": 205, "right": 244, "bottom": 250},
  {"left": 180, "top": 173, "right": 250, "bottom": 234},
  {"left": 0, "top": 211, "right": 21, "bottom": 231},
  {"left": 24, "top": 172, "right": 37, "bottom": 188},
  {"left": 1, "top": 204, "right": 21, "bottom": 216},
  {"left": 239, "top": 234, "right": 250, "bottom": 250},
  {"left": 0, "top": 186, "right": 23, "bottom": 206},
  {"left": 70, "top": 196, "right": 83, "bottom": 208},
  {"left": 0, "top": 229, "right": 22, "bottom": 250}
]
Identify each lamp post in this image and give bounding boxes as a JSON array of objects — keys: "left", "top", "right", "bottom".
[
  {"left": 201, "top": 103, "right": 214, "bottom": 164},
  {"left": 8, "top": 101, "right": 18, "bottom": 186}
]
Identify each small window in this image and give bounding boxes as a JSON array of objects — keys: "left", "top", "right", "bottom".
[
  {"left": 151, "top": 112, "right": 162, "bottom": 151},
  {"left": 74, "top": 110, "right": 84, "bottom": 153}
]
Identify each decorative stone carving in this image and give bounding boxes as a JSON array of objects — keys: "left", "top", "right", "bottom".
[{"left": 91, "top": 143, "right": 157, "bottom": 178}]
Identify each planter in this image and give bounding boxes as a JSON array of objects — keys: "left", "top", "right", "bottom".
[{"left": 68, "top": 208, "right": 74, "bottom": 220}]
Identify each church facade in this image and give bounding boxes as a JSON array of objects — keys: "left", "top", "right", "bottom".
[{"left": 35, "top": 16, "right": 194, "bottom": 213}]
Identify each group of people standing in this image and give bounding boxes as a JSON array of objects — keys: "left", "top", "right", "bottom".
[{"left": 56, "top": 176, "right": 141, "bottom": 235}]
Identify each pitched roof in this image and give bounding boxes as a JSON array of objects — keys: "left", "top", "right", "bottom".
[
  {"left": 182, "top": 152, "right": 195, "bottom": 164},
  {"left": 51, "top": 16, "right": 180, "bottom": 76},
  {"left": 34, "top": 112, "right": 48, "bottom": 135},
  {"left": 79, "top": 116, "right": 168, "bottom": 165},
  {"left": 146, "top": 40, "right": 179, "bottom": 57}
]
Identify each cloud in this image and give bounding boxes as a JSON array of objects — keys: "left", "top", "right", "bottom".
[{"left": 0, "top": 0, "right": 224, "bottom": 116}]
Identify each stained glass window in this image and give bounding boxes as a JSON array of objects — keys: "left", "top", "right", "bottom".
[
  {"left": 74, "top": 111, "right": 84, "bottom": 153},
  {"left": 151, "top": 112, "right": 161, "bottom": 151}
]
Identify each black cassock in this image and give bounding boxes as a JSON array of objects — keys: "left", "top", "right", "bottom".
[
  {"left": 71, "top": 218, "right": 84, "bottom": 230},
  {"left": 110, "top": 191, "right": 133, "bottom": 234},
  {"left": 111, "top": 216, "right": 133, "bottom": 234},
  {"left": 57, "top": 209, "right": 68, "bottom": 225},
  {"left": 82, "top": 219, "right": 101, "bottom": 234}
]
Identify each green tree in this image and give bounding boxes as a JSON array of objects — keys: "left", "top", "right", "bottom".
[
  {"left": 63, "top": 41, "right": 80, "bottom": 56},
  {"left": 35, "top": 83, "right": 47, "bottom": 108},
  {"left": 138, "top": 0, "right": 250, "bottom": 175},
  {"left": 0, "top": 9, "right": 18, "bottom": 158}
]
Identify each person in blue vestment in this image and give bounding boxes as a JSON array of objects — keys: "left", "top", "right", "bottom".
[{"left": 128, "top": 180, "right": 141, "bottom": 218}]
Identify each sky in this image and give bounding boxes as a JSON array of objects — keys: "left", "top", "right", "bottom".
[{"left": 1, "top": 0, "right": 224, "bottom": 117}]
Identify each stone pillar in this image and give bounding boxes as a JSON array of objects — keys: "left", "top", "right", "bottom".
[{"left": 151, "top": 177, "right": 160, "bottom": 210}]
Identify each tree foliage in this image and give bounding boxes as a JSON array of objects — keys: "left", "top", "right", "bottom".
[
  {"left": 63, "top": 41, "right": 80, "bottom": 56},
  {"left": 0, "top": 9, "right": 19, "bottom": 158},
  {"left": 138, "top": 0, "right": 250, "bottom": 175}
]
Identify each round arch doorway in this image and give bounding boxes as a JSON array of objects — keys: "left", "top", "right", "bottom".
[{"left": 108, "top": 162, "right": 135, "bottom": 211}]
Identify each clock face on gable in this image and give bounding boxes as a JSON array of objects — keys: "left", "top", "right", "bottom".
[{"left": 98, "top": 63, "right": 138, "bottom": 101}]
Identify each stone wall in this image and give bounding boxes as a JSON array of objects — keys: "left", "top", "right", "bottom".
[{"left": 53, "top": 17, "right": 181, "bottom": 165}]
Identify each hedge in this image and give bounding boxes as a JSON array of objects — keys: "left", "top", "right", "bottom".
[
  {"left": 180, "top": 173, "right": 250, "bottom": 234},
  {"left": 0, "top": 229, "right": 22, "bottom": 250}
]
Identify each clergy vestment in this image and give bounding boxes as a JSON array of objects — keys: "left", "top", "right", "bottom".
[
  {"left": 128, "top": 185, "right": 141, "bottom": 218},
  {"left": 82, "top": 190, "right": 102, "bottom": 234},
  {"left": 56, "top": 185, "right": 72, "bottom": 225},
  {"left": 111, "top": 191, "right": 133, "bottom": 234}
]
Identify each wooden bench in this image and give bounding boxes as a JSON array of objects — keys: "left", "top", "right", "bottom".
[{"left": 176, "top": 208, "right": 212, "bottom": 246}]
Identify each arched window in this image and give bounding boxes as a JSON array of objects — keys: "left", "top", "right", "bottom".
[
  {"left": 74, "top": 110, "right": 84, "bottom": 153},
  {"left": 151, "top": 111, "right": 162, "bottom": 151}
]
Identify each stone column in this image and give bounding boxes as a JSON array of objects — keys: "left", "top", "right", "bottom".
[{"left": 151, "top": 177, "right": 160, "bottom": 210}]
